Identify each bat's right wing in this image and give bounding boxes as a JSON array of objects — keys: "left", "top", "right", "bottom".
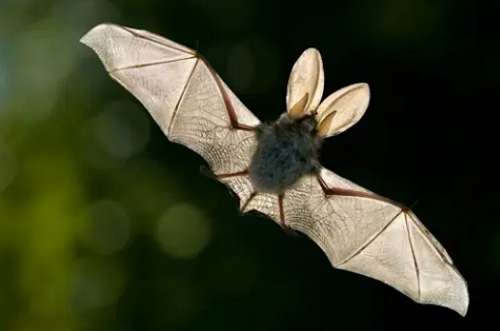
[
  {"left": 283, "top": 168, "right": 469, "bottom": 316},
  {"left": 80, "top": 23, "right": 260, "bottom": 178}
]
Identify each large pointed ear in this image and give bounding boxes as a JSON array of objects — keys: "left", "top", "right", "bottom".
[
  {"left": 286, "top": 48, "right": 325, "bottom": 119},
  {"left": 316, "top": 83, "right": 370, "bottom": 138}
]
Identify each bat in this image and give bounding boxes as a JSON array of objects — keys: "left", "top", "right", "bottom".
[{"left": 80, "top": 23, "right": 469, "bottom": 316}]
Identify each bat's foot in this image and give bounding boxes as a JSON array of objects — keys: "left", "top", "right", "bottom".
[
  {"left": 241, "top": 209, "right": 268, "bottom": 220},
  {"left": 199, "top": 165, "right": 216, "bottom": 179},
  {"left": 281, "top": 223, "right": 299, "bottom": 237}
]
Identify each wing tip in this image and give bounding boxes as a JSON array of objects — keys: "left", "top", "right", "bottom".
[
  {"left": 441, "top": 294, "right": 469, "bottom": 317},
  {"left": 444, "top": 289, "right": 469, "bottom": 317},
  {"left": 453, "top": 275, "right": 470, "bottom": 317},
  {"left": 417, "top": 291, "right": 469, "bottom": 317},
  {"left": 80, "top": 23, "right": 104, "bottom": 46},
  {"left": 421, "top": 264, "right": 469, "bottom": 317},
  {"left": 79, "top": 22, "right": 122, "bottom": 47}
]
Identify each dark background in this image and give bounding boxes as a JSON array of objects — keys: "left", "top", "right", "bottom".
[{"left": 0, "top": 0, "right": 493, "bottom": 330}]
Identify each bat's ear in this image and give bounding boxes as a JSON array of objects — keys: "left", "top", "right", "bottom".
[
  {"left": 315, "top": 83, "right": 370, "bottom": 138},
  {"left": 286, "top": 48, "right": 325, "bottom": 119}
]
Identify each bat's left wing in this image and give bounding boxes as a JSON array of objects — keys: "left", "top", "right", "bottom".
[
  {"left": 280, "top": 168, "right": 469, "bottom": 316},
  {"left": 80, "top": 23, "right": 260, "bottom": 180}
]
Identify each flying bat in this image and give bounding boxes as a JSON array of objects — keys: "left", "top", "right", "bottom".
[{"left": 80, "top": 23, "right": 469, "bottom": 316}]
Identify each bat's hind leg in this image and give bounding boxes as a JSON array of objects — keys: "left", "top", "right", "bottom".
[
  {"left": 277, "top": 193, "right": 296, "bottom": 235},
  {"left": 215, "top": 170, "right": 250, "bottom": 179},
  {"left": 278, "top": 194, "right": 289, "bottom": 230},
  {"left": 240, "top": 191, "right": 294, "bottom": 232},
  {"left": 200, "top": 165, "right": 250, "bottom": 180},
  {"left": 208, "top": 168, "right": 294, "bottom": 234}
]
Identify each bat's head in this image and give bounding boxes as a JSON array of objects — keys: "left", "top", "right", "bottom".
[
  {"left": 286, "top": 48, "right": 371, "bottom": 139},
  {"left": 249, "top": 110, "right": 322, "bottom": 194},
  {"left": 274, "top": 111, "right": 318, "bottom": 134}
]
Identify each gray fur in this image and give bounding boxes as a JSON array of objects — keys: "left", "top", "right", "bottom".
[{"left": 249, "top": 113, "right": 323, "bottom": 194}]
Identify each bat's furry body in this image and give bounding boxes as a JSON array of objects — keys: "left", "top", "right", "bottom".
[
  {"left": 80, "top": 23, "right": 469, "bottom": 316},
  {"left": 250, "top": 114, "right": 322, "bottom": 194}
]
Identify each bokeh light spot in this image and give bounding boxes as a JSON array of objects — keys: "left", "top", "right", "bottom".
[
  {"left": 71, "top": 257, "right": 126, "bottom": 311},
  {"left": 89, "top": 199, "right": 131, "bottom": 255},
  {"left": 156, "top": 202, "right": 211, "bottom": 259}
]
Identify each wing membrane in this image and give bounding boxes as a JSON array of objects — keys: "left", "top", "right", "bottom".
[
  {"left": 283, "top": 168, "right": 469, "bottom": 316},
  {"left": 82, "top": 24, "right": 468, "bottom": 316},
  {"left": 80, "top": 23, "right": 260, "bottom": 176}
]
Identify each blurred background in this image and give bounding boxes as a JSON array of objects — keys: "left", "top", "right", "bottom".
[{"left": 0, "top": 0, "right": 492, "bottom": 330}]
